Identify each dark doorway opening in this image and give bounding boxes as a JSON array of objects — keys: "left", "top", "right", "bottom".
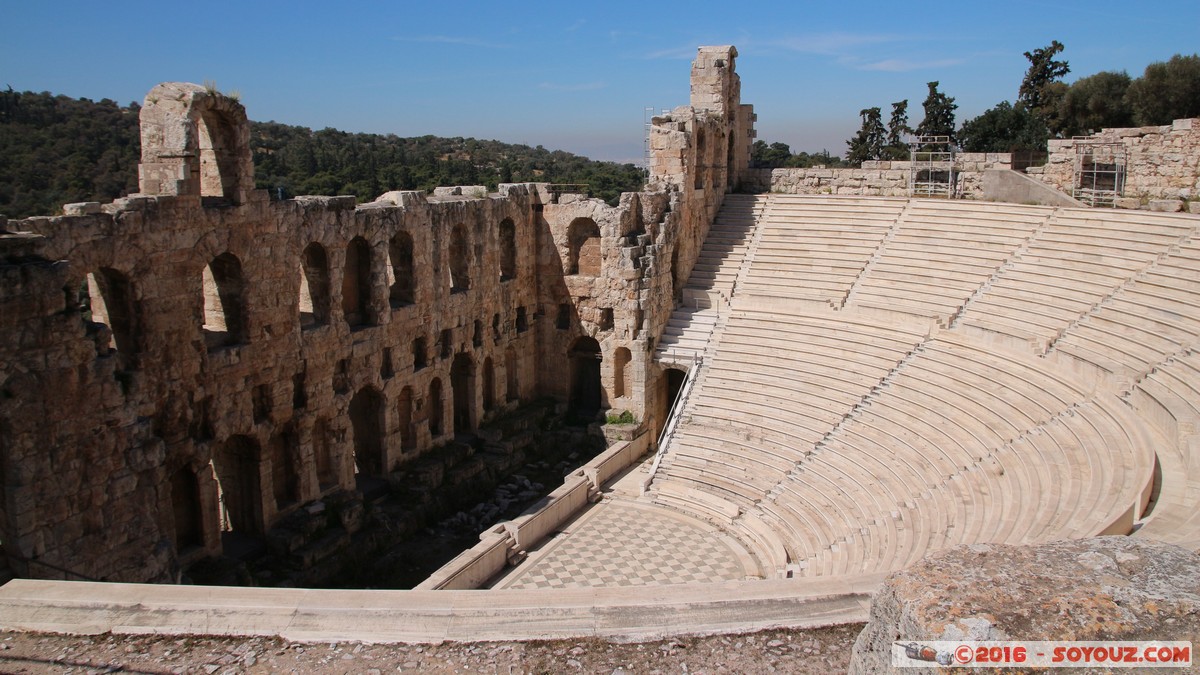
[
  {"left": 451, "top": 353, "right": 476, "bottom": 433},
  {"left": 570, "top": 337, "right": 603, "bottom": 415}
]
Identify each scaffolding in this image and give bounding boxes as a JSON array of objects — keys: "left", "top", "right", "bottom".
[
  {"left": 1072, "top": 140, "right": 1126, "bottom": 207},
  {"left": 909, "top": 136, "right": 956, "bottom": 198}
]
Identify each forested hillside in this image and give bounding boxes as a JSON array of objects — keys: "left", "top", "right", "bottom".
[{"left": 0, "top": 89, "right": 646, "bottom": 219}]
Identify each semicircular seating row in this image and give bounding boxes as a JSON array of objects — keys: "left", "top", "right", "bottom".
[{"left": 650, "top": 195, "right": 1200, "bottom": 576}]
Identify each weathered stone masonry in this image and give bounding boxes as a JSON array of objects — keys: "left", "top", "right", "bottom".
[{"left": 0, "top": 48, "right": 753, "bottom": 583}]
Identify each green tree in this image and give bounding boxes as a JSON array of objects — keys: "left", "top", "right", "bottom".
[
  {"left": 750, "top": 140, "right": 794, "bottom": 167},
  {"left": 1126, "top": 53, "right": 1200, "bottom": 125},
  {"left": 845, "top": 107, "right": 885, "bottom": 164},
  {"left": 958, "top": 101, "right": 1049, "bottom": 152},
  {"left": 1056, "top": 70, "right": 1133, "bottom": 136},
  {"left": 883, "top": 99, "right": 911, "bottom": 159},
  {"left": 915, "top": 81, "right": 958, "bottom": 146},
  {"left": 1018, "top": 40, "right": 1070, "bottom": 115}
]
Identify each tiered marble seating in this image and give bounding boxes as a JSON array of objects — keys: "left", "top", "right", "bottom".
[
  {"left": 740, "top": 195, "right": 905, "bottom": 304},
  {"left": 656, "top": 195, "right": 768, "bottom": 364},
  {"left": 958, "top": 209, "right": 1195, "bottom": 346},
  {"left": 649, "top": 197, "right": 1197, "bottom": 577},
  {"left": 849, "top": 200, "right": 1048, "bottom": 320},
  {"left": 1054, "top": 238, "right": 1200, "bottom": 377},
  {"left": 775, "top": 333, "right": 1152, "bottom": 577}
]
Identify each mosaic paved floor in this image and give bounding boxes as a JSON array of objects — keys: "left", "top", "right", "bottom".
[{"left": 491, "top": 498, "right": 760, "bottom": 589}]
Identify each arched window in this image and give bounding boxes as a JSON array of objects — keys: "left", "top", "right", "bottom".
[
  {"left": 450, "top": 225, "right": 471, "bottom": 293},
  {"left": 388, "top": 231, "right": 415, "bottom": 307},
  {"left": 202, "top": 252, "right": 247, "bottom": 350},
  {"left": 81, "top": 268, "right": 139, "bottom": 367},
  {"left": 212, "top": 435, "right": 263, "bottom": 534},
  {"left": 567, "top": 218, "right": 601, "bottom": 276},
  {"left": 196, "top": 109, "right": 247, "bottom": 203},
  {"left": 614, "top": 347, "right": 632, "bottom": 399},
  {"left": 694, "top": 127, "right": 707, "bottom": 190},
  {"left": 299, "top": 242, "right": 330, "bottom": 328},
  {"left": 499, "top": 218, "right": 517, "bottom": 281},
  {"left": 343, "top": 237, "right": 373, "bottom": 327},
  {"left": 349, "top": 387, "right": 384, "bottom": 476}
]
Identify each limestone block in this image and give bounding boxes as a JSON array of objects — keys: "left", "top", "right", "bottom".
[
  {"left": 850, "top": 538, "right": 1200, "bottom": 674},
  {"left": 62, "top": 202, "right": 102, "bottom": 216},
  {"left": 1149, "top": 199, "right": 1184, "bottom": 212}
]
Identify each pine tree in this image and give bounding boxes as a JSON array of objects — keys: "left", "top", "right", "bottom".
[
  {"left": 1018, "top": 41, "right": 1070, "bottom": 115},
  {"left": 884, "top": 100, "right": 911, "bottom": 159},
  {"left": 845, "top": 107, "right": 885, "bottom": 164},
  {"left": 915, "top": 82, "right": 958, "bottom": 147}
]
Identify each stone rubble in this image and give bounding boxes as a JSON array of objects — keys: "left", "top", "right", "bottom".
[{"left": 0, "top": 624, "right": 862, "bottom": 674}]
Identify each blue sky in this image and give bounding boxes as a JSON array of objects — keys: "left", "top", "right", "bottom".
[{"left": 4, "top": 1, "right": 1197, "bottom": 164}]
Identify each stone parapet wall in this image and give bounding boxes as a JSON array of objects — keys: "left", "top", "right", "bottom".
[
  {"left": 1028, "top": 118, "right": 1200, "bottom": 211},
  {"left": 746, "top": 153, "right": 1014, "bottom": 199}
]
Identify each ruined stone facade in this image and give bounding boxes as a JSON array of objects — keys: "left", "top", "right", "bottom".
[
  {"left": 1028, "top": 117, "right": 1200, "bottom": 211},
  {"left": 746, "top": 154, "right": 1016, "bottom": 198},
  {"left": 0, "top": 47, "right": 751, "bottom": 583}
]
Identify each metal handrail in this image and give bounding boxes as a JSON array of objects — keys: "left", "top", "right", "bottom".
[{"left": 642, "top": 357, "right": 703, "bottom": 492}]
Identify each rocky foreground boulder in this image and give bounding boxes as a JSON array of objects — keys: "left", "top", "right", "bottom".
[{"left": 850, "top": 537, "right": 1200, "bottom": 674}]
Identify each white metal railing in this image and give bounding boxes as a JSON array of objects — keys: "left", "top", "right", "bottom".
[{"left": 642, "top": 357, "right": 703, "bottom": 493}]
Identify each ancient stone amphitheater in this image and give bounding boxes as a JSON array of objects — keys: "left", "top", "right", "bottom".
[{"left": 1, "top": 45, "right": 1199, "bottom": 642}]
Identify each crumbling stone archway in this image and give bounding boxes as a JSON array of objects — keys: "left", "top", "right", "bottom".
[
  {"left": 388, "top": 231, "right": 415, "bottom": 307},
  {"left": 212, "top": 435, "right": 263, "bottom": 535},
  {"left": 499, "top": 218, "right": 517, "bottom": 281},
  {"left": 299, "top": 243, "right": 331, "bottom": 328},
  {"left": 569, "top": 336, "right": 603, "bottom": 413},
  {"left": 80, "top": 267, "right": 139, "bottom": 368},
  {"left": 567, "top": 218, "right": 602, "bottom": 276},
  {"left": 138, "top": 82, "right": 254, "bottom": 204},
  {"left": 202, "top": 253, "right": 247, "bottom": 351},
  {"left": 451, "top": 353, "right": 476, "bottom": 433},
  {"left": 343, "top": 237, "right": 374, "bottom": 328}
]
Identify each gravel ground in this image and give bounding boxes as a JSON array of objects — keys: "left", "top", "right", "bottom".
[{"left": 0, "top": 624, "right": 863, "bottom": 674}]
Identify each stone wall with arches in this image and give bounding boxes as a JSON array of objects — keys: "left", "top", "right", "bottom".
[{"left": 0, "top": 43, "right": 754, "bottom": 583}]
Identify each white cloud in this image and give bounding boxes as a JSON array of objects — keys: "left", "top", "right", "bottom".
[{"left": 856, "top": 57, "right": 967, "bottom": 72}]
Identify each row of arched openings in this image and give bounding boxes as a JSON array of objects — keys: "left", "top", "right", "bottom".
[
  {"left": 198, "top": 220, "right": 519, "bottom": 350},
  {"left": 171, "top": 348, "right": 522, "bottom": 548}
]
